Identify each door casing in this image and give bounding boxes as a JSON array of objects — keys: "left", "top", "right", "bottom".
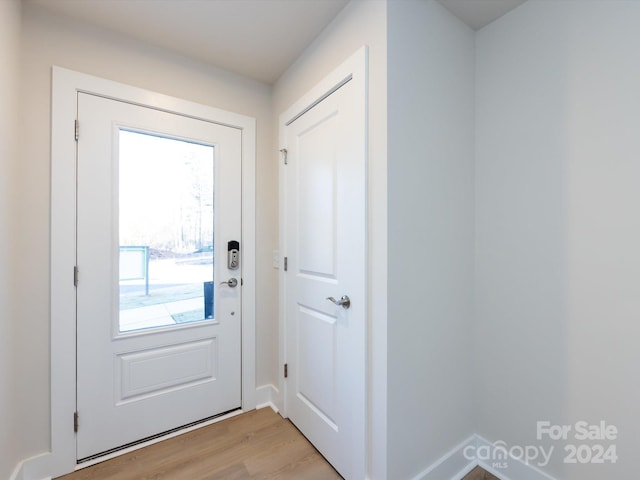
[
  {"left": 278, "top": 46, "right": 368, "bottom": 478},
  {"left": 49, "top": 66, "right": 256, "bottom": 477}
]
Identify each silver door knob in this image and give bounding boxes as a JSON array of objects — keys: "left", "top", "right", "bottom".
[
  {"left": 219, "top": 278, "right": 238, "bottom": 288},
  {"left": 326, "top": 295, "right": 350, "bottom": 309}
]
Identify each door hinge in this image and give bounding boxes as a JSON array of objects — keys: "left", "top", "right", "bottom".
[
  {"left": 284, "top": 257, "right": 288, "bottom": 271},
  {"left": 74, "top": 411, "right": 79, "bottom": 433},
  {"left": 74, "top": 119, "right": 79, "bottom": 141},
  {"left": 74, "top": 266, "right": 78, "bottom": 287},
  {"left": 284, "top": 363, "right": 288, "bottom": 378},
  {"left": 280, "top": 148, "right": 288, "bottom": 165}
]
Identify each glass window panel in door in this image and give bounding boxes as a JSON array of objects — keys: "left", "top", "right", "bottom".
[{"left": 118, "top": 130, "right": 215, "bottom": 333}]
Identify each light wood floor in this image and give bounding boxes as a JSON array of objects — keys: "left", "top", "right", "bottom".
[
  {"left": 462, "top": 466, "right": 500, "bottom": 480},
  {"left": 56, "top": 408, "right": 342, "bottom": 480},
  {"left": 56, "top": 407, "right": 499, "bottom": 480}
]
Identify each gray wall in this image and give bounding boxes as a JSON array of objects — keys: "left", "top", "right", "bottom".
[
  {"left": 387, "top": 1, "right": 476, "bottom": 478},
  {"left": 0, "top": 0, "right": 21, "bottom": 477},
  {"left": 476, "top": 1, "right": 640, "bottom": 478}
]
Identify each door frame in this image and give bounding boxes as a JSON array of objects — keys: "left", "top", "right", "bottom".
[
  {"left": 278, "top": 46, "right": 368, "bottom": 475},
  {"left": 49, "top": 66, "right": 256, "bottom": 477}
]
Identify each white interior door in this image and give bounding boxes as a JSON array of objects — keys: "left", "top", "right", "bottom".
[
  {"left": 281, "top": 49, "right": 367, "bottom": 479},
  {"left": 76, "top": 92, "right": 242, "bottom": 460}
]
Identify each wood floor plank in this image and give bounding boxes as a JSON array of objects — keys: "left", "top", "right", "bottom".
[
  {"left": 462, "top": 466, "right": 501, "bottom": 480},
  {"left": 56, "top": 408, "right": 342, "bottom": 480}
]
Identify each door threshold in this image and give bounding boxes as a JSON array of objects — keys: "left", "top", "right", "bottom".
[{"left": 76, "top": 408, "right": 243, "bottom": 469}]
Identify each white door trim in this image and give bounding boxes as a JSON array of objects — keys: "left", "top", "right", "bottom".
[
  {"left": 278, "top": 46, "right": 368, "bottom": 476},
  {"left": 48, "top": 66, "right": 256, "bottom": 478}
]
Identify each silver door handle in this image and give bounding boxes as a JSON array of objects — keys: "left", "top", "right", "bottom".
[
  {"left": 326, "top": 295, "right": 350, "bottom": 309},
  {"left": 219, "top": 278, "right": 238, "bottom": 288}
]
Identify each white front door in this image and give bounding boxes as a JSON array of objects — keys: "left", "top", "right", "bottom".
[
  {"left": 76, "top": 92, "right": 242, "bottom": 460},
  {"left": 281, "top": 49, "right": 367, "bottom": 479}
]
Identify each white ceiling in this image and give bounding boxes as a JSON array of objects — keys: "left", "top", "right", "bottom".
[
  {"left": 25, "top": 0, "right": 527, "bottom": 85},
  {"left": 437, "top": 0, "right": 527, "bottom": 30},
  {"left": 25, "top": 0, "right": 350, "bottom": 84}
]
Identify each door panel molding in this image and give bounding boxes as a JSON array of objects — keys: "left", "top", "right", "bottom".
[
  {"left": 116, "top": 337, "right": 217, "bottom": 403},
  {"left": 50, "top": 66, "right": 256, "bottom": 477}
]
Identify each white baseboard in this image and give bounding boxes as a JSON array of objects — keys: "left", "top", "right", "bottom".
[
  {"left": 410, "top": 435, "right": 476, "bottom": 480},
  {"left": 10, "top": 452, "right": 52, "bottom": 480},
  {"left": 475, "top": 436, "right": 557, "bottom": 480},
  {"left": 9, "top": 462, "right": 23, "bottom": 480},
  {"left": 411, "top": 435, "right": 558, "bottom": 480},
  {"left": 255, "top": 384, "right": 279, "bottom": 413}
]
